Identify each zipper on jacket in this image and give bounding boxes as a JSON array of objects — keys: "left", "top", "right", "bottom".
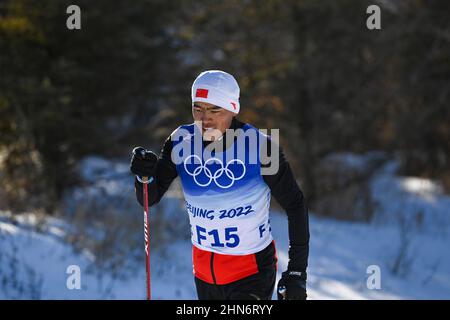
[{"left": 210, "top": 252, "right": 217, "bottom": 285}]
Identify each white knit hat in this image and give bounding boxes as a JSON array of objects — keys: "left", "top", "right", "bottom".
[{"left": 191, "top": 70, "right": 240, "bottom": 114}]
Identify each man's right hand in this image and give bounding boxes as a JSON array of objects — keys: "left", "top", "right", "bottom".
[{"left": 130, "top": 146, "right": 158, "bottom": 177}]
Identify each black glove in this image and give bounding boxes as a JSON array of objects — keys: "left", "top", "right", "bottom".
[
  {"left": 277, "top": 270, "right": 307, "bottom": 300},
  {"left": 130, "top": 146, "right": 158, "bottom": 177}
]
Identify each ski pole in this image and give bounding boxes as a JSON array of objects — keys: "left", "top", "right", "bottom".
[
  {"left": 134, "top": 148, "right": 153, "bottom": 300},
  {"left": 142, "top": 175, "right": 151, "bottom": 300}
]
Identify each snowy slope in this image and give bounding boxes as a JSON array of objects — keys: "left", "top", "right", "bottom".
[
  {"left": 0, "top": 210, "right": 195, "bottom": 299},
  {"left": 276, "top": 214, "right": 450, "bottom": 299}
]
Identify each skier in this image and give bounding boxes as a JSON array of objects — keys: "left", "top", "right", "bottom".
[{"left": 130, "top": 70, "right": 309, "bottom": 300}]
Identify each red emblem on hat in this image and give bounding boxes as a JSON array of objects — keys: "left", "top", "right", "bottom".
[
  {"left": 230, "top": 102, "right": 237, "bottom": 110},
  {"left": 195, "top": 88, "right": 209, "bottom": 98}
]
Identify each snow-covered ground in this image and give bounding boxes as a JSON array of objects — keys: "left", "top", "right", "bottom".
[{"left": 1, "top": 155, "right": 449, "bottom": 299}]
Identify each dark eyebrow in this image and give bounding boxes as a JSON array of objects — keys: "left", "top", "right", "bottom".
[{"left": 193, "top": 104, "right": 221, "bottom": 110}]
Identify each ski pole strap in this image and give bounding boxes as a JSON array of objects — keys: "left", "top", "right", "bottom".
[{"left": 136, "top": 176, "right": 154, "bottom": 184}]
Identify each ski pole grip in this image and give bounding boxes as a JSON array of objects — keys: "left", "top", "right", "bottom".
[
  {"left": 133, "top": 146, "right": 147, "bottom": 160},
  {"left": 133, "top": 147, "right": 154, "bottom": 184},
  {"left": 278, "top": 286, "right": 287, "bottom": 300},
  {"left": 139, "top": 149, "right": 146, "bottom": 160}
]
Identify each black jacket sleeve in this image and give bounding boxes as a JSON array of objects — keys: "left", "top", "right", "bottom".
[
  {"left": 262, "top": 139, "right": 310, "bottom": 273},
  {"left": 135, "top": 136, "right": 178, "bottom": 207}
]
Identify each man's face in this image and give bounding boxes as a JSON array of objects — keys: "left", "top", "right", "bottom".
[{"left": 192, "top": 102, "right": 236, "bottom": 141}]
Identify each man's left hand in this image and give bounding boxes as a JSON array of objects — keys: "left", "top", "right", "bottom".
[{"left": 277, "top": 270, "right": 307, "bottom": 300}]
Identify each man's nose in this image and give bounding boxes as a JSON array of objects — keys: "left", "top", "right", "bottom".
[{"left": 200, "top": 111, "right": 212, "bottom": 122}]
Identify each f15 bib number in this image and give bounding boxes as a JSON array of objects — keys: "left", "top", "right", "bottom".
[{"left": 195, "top": 225, "right": 240, "bottom": 248}]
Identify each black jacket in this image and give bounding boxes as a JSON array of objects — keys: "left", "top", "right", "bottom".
[{"left": 135, "top": 118, "right": 310, "bottom": 272}]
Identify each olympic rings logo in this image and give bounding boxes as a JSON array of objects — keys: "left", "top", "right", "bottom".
[{"left": 183, "top": 155, "right": 246, "bottom": 189}]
